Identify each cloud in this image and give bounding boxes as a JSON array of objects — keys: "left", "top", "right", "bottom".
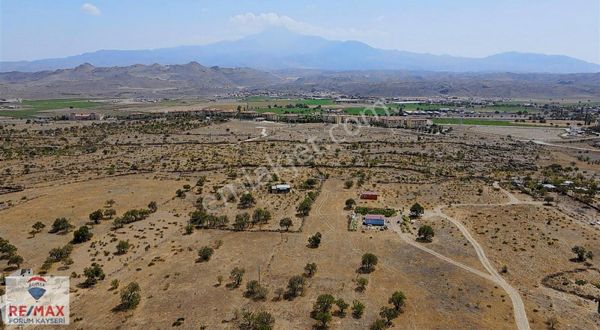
[
  {"left": 81, "top": 3, "right": 101, "bottom": 16},
  {"left": 230, "top": 12, "right": 315, "bottom": 34},
  {"left": 229, "top": 12, "right": 387, "bottom": 41}
]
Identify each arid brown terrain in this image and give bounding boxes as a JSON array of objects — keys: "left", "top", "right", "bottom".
[{"left": 0, "top": 115, "right": 599, "bottom": 329}]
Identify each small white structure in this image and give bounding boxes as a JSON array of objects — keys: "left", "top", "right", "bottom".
[
  {"left": 270, "top": 184, "right": 291, "bottom": 194},
  {"left": 3, "top": 268, "right": 33, "bottom": 286}
]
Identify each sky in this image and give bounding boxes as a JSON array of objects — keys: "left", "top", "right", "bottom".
[{"left": 1, "top": 0, "right": 599, "bottom": 63}]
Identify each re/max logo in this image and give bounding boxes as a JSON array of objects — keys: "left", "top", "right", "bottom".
[{"left": 8, "top": 305, "right": 66, "bottom": 317}]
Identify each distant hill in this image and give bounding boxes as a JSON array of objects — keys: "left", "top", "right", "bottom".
[
  {"left": 1, "top": 29, "right": 599, "bottom": 74},
  {"left": 1, "top": 62, "right": 599, "bottom": 99},
  {"left": 0, "top": 62, "right": 283, "bottom": 99}
]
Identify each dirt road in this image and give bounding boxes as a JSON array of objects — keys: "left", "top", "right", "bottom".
[{"left": 391, "top": 182, "right": 532, "bottom": 330}]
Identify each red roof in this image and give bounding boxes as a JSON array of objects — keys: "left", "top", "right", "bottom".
[{"left": 361, "top": 191, "right": 379, "bottom": 196}]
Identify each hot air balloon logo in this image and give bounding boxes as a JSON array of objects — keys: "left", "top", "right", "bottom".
[{"left": 27, "top": 276, "right": 47, "bottom": 301}]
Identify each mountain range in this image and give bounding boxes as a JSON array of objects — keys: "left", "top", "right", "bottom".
[
  {"left": 1, "top": 29, "right": 599, "bottom": 74},
  {"left": 1, "top": 62, "right": 599, "bottom": 99}
]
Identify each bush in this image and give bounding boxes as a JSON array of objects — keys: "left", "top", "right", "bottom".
[
  {"left": 46, "top": 244, "right": 73, "bottom": 263},
  {"left": 354, "top": 207, "right": 396, "bottom": 217},
  {"left": 82, "top": 263, "right": 105, "bottom": 287},
  {"left": 304, "top": 262, "right": 317, "bottom": 277},
  {"left": 245, "top": 280, "right": 268, "bottom": 300},
  {"left": 119, "top": 282, "right": 141, "bottom": 310},
  {"left": 72, "top": 226, "right": 93, "bottom": 244},
  {"left": 252, "top": 208, "right": 271, "bottom": 225},
  {"left": 113, "top": 209, "right": 151, "bottom": 228},
  {"left": 352, "top": 300, "right": 365, "bottom": 318},
  {"left": 116, "top": 240, "right": 130, "bottom": 255},
  {"left": 279, "top": 218, "right": 293, "bottom": 231},
  {"left": 286, "top": 275, "right": 306, "bottom": 298},
  {"left": 148, "top": 201, "right": 158, "bottom": 213},
  {"left": 308, "top": 232, "right": 322, "bottom": 248},
  {"left": 230, "top": 267, "right": 245, "bottom": 288},
  {"left": 344, "top": 199, "right": 356, "bottom": 210},
  {"left": 238, "top": 193, "right": 256, "bottom": 209},
  {"left": 417, "top": 225, "right": 434, "bottom": 242},
  {"left": 240, "top": 310, "right": 275, "bottom": 330},
  {"left": 50, "top": 217, "right": 72, "bottom": 233},
  {"left": 89, "top": 210, "right": 104, "bottom": 224},
  {"left": 197, "top": 246, "right": 214, "bottom": 262},
  {"left": 410, "top": 203, "right": 424, "bottom": 218},
  {"left": 361, "top": 253, "right": 378, "bottom": 273}
]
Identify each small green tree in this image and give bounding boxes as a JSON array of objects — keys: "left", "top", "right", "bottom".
[
  {"left": 119, "top": 282, "right": 141, "bottom": 310},
  {"left": 297, "top": 198, "right": 312, "bottom": 216},
  {"left": 286, "top": 275, "right": 306, "bottom": 298},
  {"left": 356, "top": 277, "right": 368, "bottom": 292},
  {"left": 370, "top": 318, "right": 387, "bottom": 330},
  {"left": 417, "top": 225, "right": 434, "bottom": 242},
  {"left": 410, "top": 203, "right": 424, "bottom": 218},
  {"left": 313, "top": 311, "right": 332, "bottom": 328},
  {"left": 361, "top": 253, "right": 378, "bottom": 273},
  {"left": 230, "top": 267, "right": 245, "bottom": 288},
  {"left": 83, "top": 263, "right": 105, "bottom": 287},
  {"left": 103, "top": 208, "right": 116, "bottom": 219},
  {"left": 175, "top": 189, "right": 186, "bottom": 198},
  {"left": 313, "top": 294, "right": 336, "bottom": 314},
  {"left": 198, "top": 246, "right": 214, "bottom": 262},
  {"left": 336, "top": 299, "right": 349, "bottom": 317},
  {"left": 184, "top": 223, "right": 194, "bottom": 235},
  {"left": 344, "top": 199, "right": 356, "bottom": 210},
  {"left": 7, "top": 254, "right": 24, "bottom": 268},
  {"left": 252, "top": 208, "right": 272, "bottom": 225},
  {"left": 352, "top": 300, "right": 365, "bottom": 318},
  {"left": 389, "top": 291, "right": 406, "bottom": 311},
  {"left": 234, "top": 213, "right": 250, "bottom": 231},
  {"left": 304, "top": 262, "right": 317, "bottom": 277},
  {"left": 572, "top": 246, "right": 593, "bottom": 262},
  {"left": 116, "top": 240, "right": 130, "bottom": 255},
  {"left": 279, "top": 218, "right": 293, "bottom": 231},
  {"left": 148, "top": 201, "right": 158, "bottom": 213},
  {"left": 308, "top": 232, "right": 322, "bottom": 248},
  {"left": 89, "top": 210, "right": 104, "bottom": 224},
  {"left": 245, "top": 280, "right": 268, "bottom": 301},
  {"left": 379, "top": 306, "right": 399, "bottom": 325},
  {"left": 240, "top": 310, "right": 275, "bottom": 330},
  {"left": 32, "top": 221, "right": 46, "bottom": 234},
  {"left": 50, "top": 217, "right": 72, "bottom": 233},
  {"left": 72, "top": 226, "right": 93, "bottom": 244},
  {"left": 344, "top": 180, "right": 354, "bottom": 189},
  {"left": 238, "top": 193, "right": 256, "bottom": 209}
]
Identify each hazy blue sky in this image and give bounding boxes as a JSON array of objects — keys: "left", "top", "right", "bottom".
[{"left": 1, "top": 0, "right": 599, "bottom": 63}]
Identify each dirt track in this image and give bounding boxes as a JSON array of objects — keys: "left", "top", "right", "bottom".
[{"left": 391, "top": 182, "right": 533, "bottom": 330}]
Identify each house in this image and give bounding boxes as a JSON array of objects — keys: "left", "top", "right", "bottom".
[
  {"left": 405, "top": 118, "right": 432, "bottom": 128},
  {"left": 360, "top": 191, "right": 379, "bottom": 200},
  {"left": 239, "top": 111, "right": 259, "bottom": 119},
  {"left": 262, "top": 112, "right": 279, "bottom": 121},
  {"left": 363, "top": 214, "right": 385, "bottom": 226},
  {"left": 270, "top": 184, "right": 291, "bottom": 194}
]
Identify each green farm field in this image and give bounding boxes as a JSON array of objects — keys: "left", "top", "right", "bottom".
[
  {"left": 0, "top": 99, "right": 101, "bottom": 118},
  {"left": 432, "top": 118, "right": 532, "bottom": 126}
]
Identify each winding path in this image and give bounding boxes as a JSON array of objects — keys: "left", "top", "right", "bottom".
[{"left": 391, "top": 182, "right": 533, "bottom": 330}]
